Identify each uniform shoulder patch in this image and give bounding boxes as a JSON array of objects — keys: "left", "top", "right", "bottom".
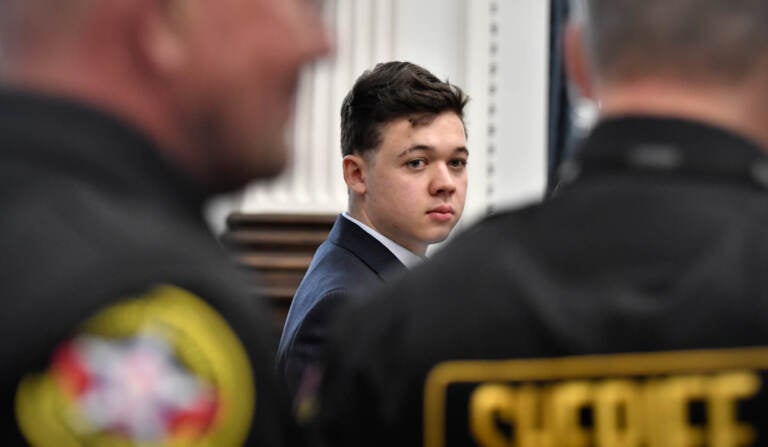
[{"left": 16, "top": 285, "right": 255, "bottom": 446}]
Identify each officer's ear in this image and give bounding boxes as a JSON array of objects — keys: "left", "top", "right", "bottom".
[
  {"left": 343, "top": 152, "right": 368, "bottom": 195},
  {"left": 138, "top": 0, "right": 192, "bottom": 77},
  {"left": 564, "top": 21, "right": 596, "bottom": 100}
]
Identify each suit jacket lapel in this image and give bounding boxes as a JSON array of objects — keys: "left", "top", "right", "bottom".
[{"left": 328, "top": 215, "right": 406, "bottom": 280}]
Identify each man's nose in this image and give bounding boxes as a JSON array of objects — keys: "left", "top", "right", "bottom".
[
  {"left": 429, "top": 164, "right": 457, "bottom": 196},
  {"left": 301, "top": 3, "right": 335, "bottom": 60}
]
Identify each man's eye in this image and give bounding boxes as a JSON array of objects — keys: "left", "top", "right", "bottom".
[
  {"left": 450, "top": 159, "right": 468, "bottom": 168},
  {"left": 407, "top": 159, "right": 426, "bottom": 169}
]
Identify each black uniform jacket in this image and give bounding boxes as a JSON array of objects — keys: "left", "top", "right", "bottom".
[
  {"left": 313, "top": 117, "right": 768, "bottom": 446},
  {"left": 277, "top": 215, "right": 404, "bottom": 396},
  {"left": 0, "top": 91, "right": 297, "bottom": 446}
]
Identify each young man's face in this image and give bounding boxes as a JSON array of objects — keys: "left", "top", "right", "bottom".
[{"left": 353, "top": 111, "right": 468, "bottom": 255}]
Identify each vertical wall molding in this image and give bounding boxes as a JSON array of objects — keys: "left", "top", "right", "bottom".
[
  {"left": 486, "top": 1, "right": 500, "bottom": 215},
  {"left": 487, "top": 0, "right": 550, "bottom": 212}
]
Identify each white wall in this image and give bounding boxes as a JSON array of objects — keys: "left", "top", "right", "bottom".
[{"left": 207, "top": 0, "right": 551, "bottom": 235}]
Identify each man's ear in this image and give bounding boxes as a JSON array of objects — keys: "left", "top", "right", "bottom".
[
  {"left": 343, "top": 154, "right": 367, "bottom": 195},
  {"left": 564, "top": 22, "right": 596, "bottom": 100},
  {"left": 137, "top": 0, "right": 190, "bottom": 77}
]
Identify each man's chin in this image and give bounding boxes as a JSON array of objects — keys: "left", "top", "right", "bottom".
[
  {"left": 425, "top": 232, "right": 452, "bottom": 246},
  {"left": 254, "top": 156, "right": 289, "bottom": 179},
  {"left": 208, "top": 158, "right": 287, "bottom": 193}
]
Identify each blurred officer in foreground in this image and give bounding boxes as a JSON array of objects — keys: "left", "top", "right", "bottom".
[
  {"left": 277, "top": 61, "right": 469, "bottom": 397},
  {"left": 312, "top": 0, "right": 768, "bottom": 445},
  {"left": 0, "top": 0, "right": 330, "bottom": 445}
]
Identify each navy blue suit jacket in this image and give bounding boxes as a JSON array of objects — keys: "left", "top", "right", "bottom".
[{"left": 276, "top": 215, "right": 405, "bottom": 395}]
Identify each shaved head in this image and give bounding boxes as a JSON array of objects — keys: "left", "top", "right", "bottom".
[
  {"left": 575, "top": 0, "right": 768, "bottom": 84},
  {"left": 0, "top": 0, "right": 90, "bottom": 62},
  {"left": 0, "top": 0, "right": 331, "bottom": 191}
]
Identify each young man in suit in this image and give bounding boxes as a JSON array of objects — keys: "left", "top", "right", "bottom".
[
  {"left": 311, "top": 0, "right": 768, "bottom": 445},
  {"left": 277, "top": 61, "right": 469, "bottom": 395}
]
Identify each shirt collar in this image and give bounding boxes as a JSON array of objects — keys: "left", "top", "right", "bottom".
[{"left": 342, "top": 212, "right": 425, "bottom": 269}]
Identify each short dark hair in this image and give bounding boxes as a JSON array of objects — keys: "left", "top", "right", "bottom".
[
  {"left": 340, "top": 61, "right": 468, "bottom": 157},
  {"left": 578, "top": 0, "right": 768, "bottom": 83}
]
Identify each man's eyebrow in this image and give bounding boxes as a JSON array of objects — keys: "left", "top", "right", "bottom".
[
  {"left": 397, "top": 145, "right": 433, "bottom": 158},
  {"left": 396, "top": 145, "right": 470, "bottom": 158}
]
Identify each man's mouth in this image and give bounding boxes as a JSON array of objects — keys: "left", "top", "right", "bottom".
[{"left": 427, "top": 205, "right": 454, "bottom": 222}]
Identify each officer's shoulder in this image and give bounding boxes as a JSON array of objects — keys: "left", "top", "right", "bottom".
[
  {"left": 437, "top": 202, "right": 543, "bottom": 257},
  {"left": 41, "top": 176, "right": 215, "bottom": 265}
]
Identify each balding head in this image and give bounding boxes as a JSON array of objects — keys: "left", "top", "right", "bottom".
[
  {"left": 566, "top": 0, "right": 768, "bottom": 148},
  {"left": 0, "top": 0, "right": 91, "bottom": 64},
  {"left": 0, "top": 0, "right": 331, "bottom": 192},
  {"left": 573, "top": 0, "right": 768, "bottom": 85}
]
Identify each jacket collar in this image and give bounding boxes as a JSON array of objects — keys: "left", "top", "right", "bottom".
[
  {"left": 0, "top": 89, "right": 207, "bottom": 217},
  {"left": 327, "top": 215, "right": 406, "bottom": 280},
  {"left": 557, "top": 116, "right": 768, "bottom": 191}
]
